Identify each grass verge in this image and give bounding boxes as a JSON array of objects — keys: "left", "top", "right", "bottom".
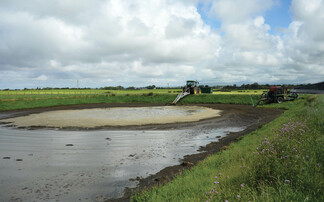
[{"left": 131, "top": 95, "right": 324, "bottom": 201}]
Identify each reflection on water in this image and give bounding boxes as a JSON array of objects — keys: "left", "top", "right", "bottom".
[{"left": 0, "top": 126, "right": 244, "bottom": 201}]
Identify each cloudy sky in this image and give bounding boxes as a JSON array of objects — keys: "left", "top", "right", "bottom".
[{"left": 0, "top": 0, "right": 323, "bottom": 89}]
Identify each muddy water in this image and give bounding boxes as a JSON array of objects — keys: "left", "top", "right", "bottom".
[
  {"left": 2, "top": 106, "right": 221, "bottom": 128},
  {"left": 0, "top": 126, "right": 244, "bottom": 201}
]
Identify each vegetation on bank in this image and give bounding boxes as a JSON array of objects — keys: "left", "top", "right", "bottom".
[
  {"left": 0, "top": 94, "right": 260, "bottom": 111},
  {"left": 0, "top": 89, "right": 322, "bottom": 201},
  {"left": 131, "top": 95, "right": 324, "bottom": 201}
]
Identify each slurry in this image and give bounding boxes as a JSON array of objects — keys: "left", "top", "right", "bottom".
[{"left": 0, "top": 126, "right": 243, "bottom": 201}]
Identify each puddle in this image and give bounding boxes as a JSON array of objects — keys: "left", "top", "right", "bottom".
[
  {"left": 1, "top": 106, "right": 222, "bottom": 128},
  {"left": 0, "top": 126, "right": 244, "bottom": 201}
]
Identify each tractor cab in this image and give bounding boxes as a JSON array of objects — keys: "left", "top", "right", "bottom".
[
  {"left": 186, "top": 80, "right": 198, "bottom": 87},
  {"left": 184, "top": 80, "right": 201, "bottom": 94}
]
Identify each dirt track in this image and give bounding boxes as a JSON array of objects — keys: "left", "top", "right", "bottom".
[{"left": 0, "top": 103, "right": 283, "bottom": 201}]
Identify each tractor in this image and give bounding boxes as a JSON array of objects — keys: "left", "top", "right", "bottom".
[
  {"left": 183, "top": 80, "right": 201, "bottom": 94},
  {"left": 171, "top": 80, "right": 201, "bottom": 104},
  {"left": 256, "top": 86, "right": 298, "bottom": 106}
]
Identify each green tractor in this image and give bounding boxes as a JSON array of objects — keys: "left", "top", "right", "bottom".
[
  {"left": 256, "top": 86, "right": 298, "bottom": 106},
  {"left": 183, "top": 80, "right": 201, "bottom": 94},
  {"left": 171, "top": 80, "right": 201, "bottom": 104}
]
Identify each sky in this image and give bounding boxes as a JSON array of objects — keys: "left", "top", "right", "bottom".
[{"left": 0, "top": 0, "right": 323, "bottom": 89}]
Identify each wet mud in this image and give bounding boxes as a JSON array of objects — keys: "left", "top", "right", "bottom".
[
  {"left": 0, "top": 103, "right": 283, "bottom": 201},
  {"left": 1, "top": 106, "right": 221, "bottom": 128}
]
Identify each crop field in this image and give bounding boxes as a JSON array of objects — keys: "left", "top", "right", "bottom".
[
  {"left": 212, "top": 89, "right": 266, "bottom": 94},
  {"left": 0, "top": 88, "right": 266, "bottom": 96},
  {"left": 0, "top": 89, "right": 181, "bottom": 96},
  {"left": 0, "top": 89, "right": 266, "bottom": 111}
]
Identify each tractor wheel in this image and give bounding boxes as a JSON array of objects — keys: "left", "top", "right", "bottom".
[
  {"left": 277, "top": 97, "right": 284, "bottom": 103},
  {"left": 194, "top": 88, "right": 197, "bottom": 94}
]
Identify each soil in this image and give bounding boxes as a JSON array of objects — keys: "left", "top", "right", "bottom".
[
  {"left": 0, "top": 103, "right": 283, "bottom": 201},
  {"left": 1, "top": 106, "right": 222, "bottom": 128}
]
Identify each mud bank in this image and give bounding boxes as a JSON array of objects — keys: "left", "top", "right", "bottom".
[
  {"left": 1, "top": 106, "right": 221, "bottom": 128},
  {"left": 0, "top": 103, "right": 283, "bottom": 201}
]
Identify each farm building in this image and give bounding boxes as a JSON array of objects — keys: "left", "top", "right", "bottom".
[{"left": 291, "top": 81, "right": 324, "bottom": 94}]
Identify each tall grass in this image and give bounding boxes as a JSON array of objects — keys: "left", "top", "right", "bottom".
[{"left": 132, "top": 95, "right": 324, "bottom": 201}]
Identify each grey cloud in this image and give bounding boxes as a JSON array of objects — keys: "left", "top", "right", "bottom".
[{"left": 0, "top": 0, "right": 323, "bottom": 89}]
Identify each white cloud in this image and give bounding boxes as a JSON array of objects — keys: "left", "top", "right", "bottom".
[
  {"left": 209, "top": 0, "right": 275, "bottom": 23},
  {"left": 281, "top": 0, "right": 324, "bottom": 78},
  {"left": 0, "top": 0, "right": 323, "bottom": 89}
]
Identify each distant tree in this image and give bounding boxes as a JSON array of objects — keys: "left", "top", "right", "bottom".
[
  {"left": 101, "top": 86, "right": 124, "bottom": 90},
  {"left": 116, "top": 85, "right": 124, "bottom": 90},
  {"left": 251, "top": 82, "right": 259, "bottom": 89},
  {"left": 146, "top": 85, "right": 156, "bottom": 89}
]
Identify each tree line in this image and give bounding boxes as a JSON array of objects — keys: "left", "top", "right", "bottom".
[
  {"left": 220, "top": 83, "right": 309, "bottom": 90},
  {"left": 1, "top": 83, "right": 316, "bottom": 91}
]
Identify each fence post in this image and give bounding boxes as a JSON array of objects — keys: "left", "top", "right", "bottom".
[{"left": 250, "top": 95, "right": 255, "bottom": 107}]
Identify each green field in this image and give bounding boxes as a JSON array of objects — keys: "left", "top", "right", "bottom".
[
  {"left": 0, "top": 88, "right": 266, "bottom": 111},
  {"left": 132, "top": 95, "right": 324, "bottom": 201},
  {"left": 1, "top": 90, "right": 322, "bottom": 201},
  {"left": 0, "top": 93, "right": 261, "bottom": 111},
  {"left": 0, "top": 88, "right": 266, "bottom": 96},
  {"left": 0, "top": 89, "right": 181, "bottom": 96},
  {"left": 212, "top": 89, "right": 266, "bottom": 95}
]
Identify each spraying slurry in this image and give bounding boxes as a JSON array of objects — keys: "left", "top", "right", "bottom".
[{"left": 1, "top": 106, "right": 221, "bottom": 128}]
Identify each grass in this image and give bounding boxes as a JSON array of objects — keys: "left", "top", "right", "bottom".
[
  {"left": 212, "top": 89, "right": 266, "bottom": 95},
  {"left": 0, "top": 94, "right": 260, "bottom": 111},
  {"left": 0, "top": 94, "right": 171, "bottom": 111},
  {"left": 0, "top": 89, "right": 322, "bottom": 201},
  {"left": 0, "top": 89, "right": 264, "bottom": 111},
  {"left": 132, "top": 95, "right": 324, "bottom": 201},
  {"left": 0, "top": 89, "right": 182, "bottom": 95},
  {"left": 0, "top": 88, "right": 266, "bottom": 96}
]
